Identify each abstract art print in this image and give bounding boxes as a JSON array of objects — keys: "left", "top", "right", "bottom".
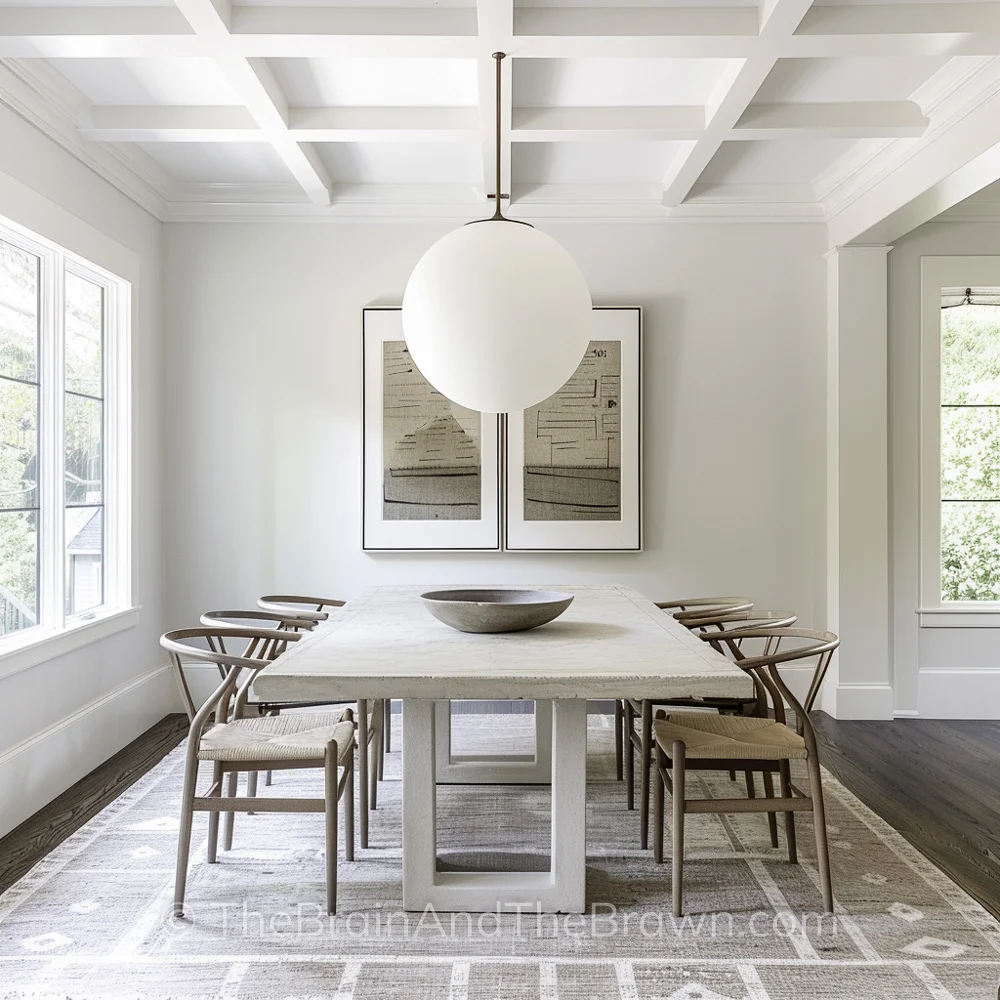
[
  {"left": 363, "top": 309, "right": 500, "bottom": 550},
  {"left": 381, "top": 340, "right": 482, "bottom": 521},
  {"left": 505, "top": 308, "right": 641, "bottom": 550},
  {"left": 522, "top": 340, "right": 622, "bottom": 522}
]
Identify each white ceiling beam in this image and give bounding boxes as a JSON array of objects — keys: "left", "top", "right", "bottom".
[
  {"left": 170, "top": 0, "right": 331, "bottom": 205},
  {"left": 0, "top": 6, "right": 191, "bottom": 36},
  {"left": 76, "top": 101, "right": 930, "bottom": 144},
  {"left": 476, "top": 0, "right": 513, "bottom": 204},
  {"left": 788, "top": 3, "right": 1000, "bottom": 57},
  {"left": 78, "top": 104, "right": 479, "bottom": 141},
  {"left": 0, "top": 6, "right": 201, "bottom": 57},
  {"left": 291, "top": 106, "right": 479, "bottom": 142},
  {"left": 732, "top": 101, "right": 928, "bottom": 139},
  {"left": 231, "top": 5, "right": 479, "bottom": 57},
  {"left": 661, "top": 0, "right": 817, "bottom": 208},
  {"left": 795, "top": 2, "right": 1000, "bottom": 39},
  {"left": 4, "top": 4, "right": 1000, "bottom": 60},
  {"left": 78, "top": 104, "right": 259, "bottom": 141},
  {"left": 516, "top": 6, "right": 759, "bottom": 39},
  {"left": 512, "top": 5, "right": 756, "bottom": 57},
  {"left": 512, "top": 105, "right": 705, "bottom": 141}
]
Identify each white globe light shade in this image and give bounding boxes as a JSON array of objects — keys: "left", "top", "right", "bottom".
[{"left": 402, "top": 220, "right": 593, "bottom": 413}]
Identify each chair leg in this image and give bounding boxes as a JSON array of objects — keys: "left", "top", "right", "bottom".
[
  {"left": 672, "top": 740, "right": 686, "bottom": 919},
  {"left": 207, "top": 761, "right": 223, "bottom": 864},
  {"left": 652, "top": 739, "right": 665, "bottom": 863},
  {"left": 624, "top": 700, "right": 635, "bottom": 810},
  {"left": 247, "top": 770, "right": 258, "bottom": 816},
  {"left": 265, "top": 711, "right": 277, "bottom": 787},
  {"left": 358, "top": 699, "right": 369, "bottom": 849},
  {"left": 325, "top": 741, "right": 339, "bottom": 916},
  {"left": 345, "top": 749, "right": 355, "bottom": 863},
  {"left": 744, "top": 770, "right": 756, "bottom": 800},
  {"left": 223, "top": 771, "right": 238, "bottom": 851},
  {"left": 614, "top": 700, "right": 624, "bottom": 781},
  {"left": 640, "top": 699, "right": 653, "bottom": 850},
  {"left": 384, "top": 698, "right": 392, "bottom": 754},
  {"left": 761, "top": 770, "right": 779, "bottom": 848},
  {"left": 173, "top": 748, "right": 200, "bottom": 918},
  {"left": 729, "top": 770, "right": 736, "bottom": 781},
  {"left": 370, "top": 702, "right": 381, "bottom": 811},
  {"left": 778, "top": 760, "right": 797, "bottom": 864},
  {"left": 807, "top": 753, "right": 834, "bottom": 912},
  {"left": 376, "top": 700, "right": 385, "bottom": 783}
]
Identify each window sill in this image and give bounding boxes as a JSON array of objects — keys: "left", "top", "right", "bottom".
[
  {"left": 0, "top": 606, "right": 141, "bottom": 681},
  {"left": 918, "top": 607, "right": 1000, "bottom": 628}
]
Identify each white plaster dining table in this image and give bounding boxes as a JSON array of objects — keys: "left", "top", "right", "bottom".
[{"left": 253, "top": 584, "right": 753, "bottom": 914}]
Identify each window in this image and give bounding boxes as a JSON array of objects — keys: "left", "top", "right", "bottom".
[
  {"left": 920, "top": 257, "right": 1000, "bottom": 623},
  {"left": 0, "top": 215, "right": 130, "bottom": 647},
  {"left": 940, "top": 287, "right": 1000, "bottom": 602}
]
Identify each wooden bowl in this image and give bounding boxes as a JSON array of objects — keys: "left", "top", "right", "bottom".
[{"left": 420, "top": 589, "right": 575, "bottom": 634}]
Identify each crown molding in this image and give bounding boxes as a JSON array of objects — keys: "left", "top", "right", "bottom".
[
  {"left": 817, "top": 56, "right": 1000, "bottom": 225},
  {"left": 813, "top": 58, "right": 998, "bottom": 206},
  {"left": 911, "top": 56, "right": 998, "bottom": 118},
  {"left": 0, "top": 58, "right": 170, "bottom": 221}
]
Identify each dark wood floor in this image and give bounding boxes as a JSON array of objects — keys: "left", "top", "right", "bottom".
[
  {"left": 2, "top": 711, "right": 999, "bottom": 922},
  {"left": 813, "top": 712, "right": 1000, "bottom": 921},
  {"left": 0, "top": 714, "right": 188, "bottom": 895}
]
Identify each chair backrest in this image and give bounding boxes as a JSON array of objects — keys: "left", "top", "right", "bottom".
[
  {"left": 699, "top": 627, "right": 839, "bottom": 749},
  {"left": 257, "top": 595, "right": 346, "bottom": 623},
  {"left": 686, "top": 610, "right": 798, "bottom": 657},
  {"left": 201, "top": 609, "right": 317, "bottom": 633},
  {"left": 657, "top": 597, "right": 754, "bottom": 624},
  {"left": 160, "top": 626, "right": 305, "bottom": 722},
  {"left": 683, "top": 608, "right": 796, "bottom": 631}
]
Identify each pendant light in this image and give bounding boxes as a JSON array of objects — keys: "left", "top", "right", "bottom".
[{"left": 402, "top": 52, "right": 593, "bottom": 413}]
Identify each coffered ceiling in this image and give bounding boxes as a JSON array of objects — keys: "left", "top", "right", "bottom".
[{"left": 1, "top": 0, "right": 1000, "bottom": 237}]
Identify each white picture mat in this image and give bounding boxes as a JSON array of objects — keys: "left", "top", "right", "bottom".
[
  {"left": 505, "top": 308, "right": 641, "bottom": 551},
  {"left": 363, "top": 309, "right": 500, "bottom": 551}
]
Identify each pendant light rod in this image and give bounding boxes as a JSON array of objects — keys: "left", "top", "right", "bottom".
[
  {"left": 492, "top": 51, "right": 505, "bottom": 221},
  {"left": 468, "top": 51, "right": 529, "bottom": 229}
]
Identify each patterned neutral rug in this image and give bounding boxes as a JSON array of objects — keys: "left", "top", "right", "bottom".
[{"left": 2, "top": 714, "right": 1000, "bottom": 1000}]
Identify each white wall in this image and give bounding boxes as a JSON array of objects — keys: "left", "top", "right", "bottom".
[
  {"left": 163, "top": 220, "right": 827, "bottom": 636},
  {"left": 889, "top": 218, "right": 1000, "bottom": 718},
  {"left": 0, "top": 103, "right": 169, "bottom": 837}
]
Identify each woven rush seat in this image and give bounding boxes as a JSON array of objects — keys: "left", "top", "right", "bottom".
[
  {"left": 199, "top": 714, "right": 356, "bottom": 763},
  {"left": 655, "top": 712, "right": 807, "bottom": 761}
]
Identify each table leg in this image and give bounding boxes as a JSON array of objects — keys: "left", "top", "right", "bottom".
[
  {"left": 434, "top": 700, "right": 553, "bottom": 784},
  {"left": 402, "top": 697, "right": 587, "bottom": 913}
]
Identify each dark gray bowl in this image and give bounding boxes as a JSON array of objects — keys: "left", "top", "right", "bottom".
[{"left": 420, "top": 589, "right": 575, "bottom": 634}]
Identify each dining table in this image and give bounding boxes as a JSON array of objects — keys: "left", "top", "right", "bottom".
[{"left": 253, "top": 583, "right": 753, "bottom": 914}]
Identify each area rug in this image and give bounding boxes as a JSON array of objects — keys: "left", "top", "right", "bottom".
[{"left": 2, "top": 714, "right": 999, "bottom": 1000}]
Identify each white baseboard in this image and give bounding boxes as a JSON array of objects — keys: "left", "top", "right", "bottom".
[
  {"left": 0, "top": 663, "right": 180, "bottom": 840},
  {"left": 834, "top": 683, "right": 895, "bottom": 720},
  {"left": 917, "top": 669, "right": 1000, "bottom": 719}
]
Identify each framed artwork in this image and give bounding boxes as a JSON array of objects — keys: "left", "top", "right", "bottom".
[
  {"left": 504, "top": 308, "right": 641, "bottom": 551},
  {"left": 362, "top": 308, "right": 501, "bottom": 551},
  {"left": 362, "top": 306, "right": 640, "bottom": 552}
]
